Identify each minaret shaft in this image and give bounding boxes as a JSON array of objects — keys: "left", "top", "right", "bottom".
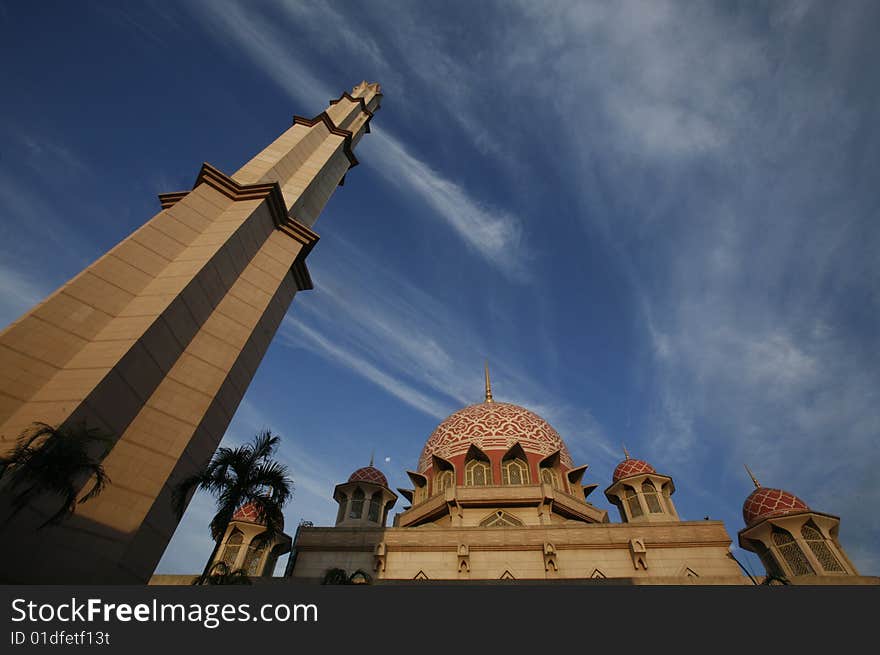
[{"left": 0, "top": 82, "right": 380, "bottom": 583}]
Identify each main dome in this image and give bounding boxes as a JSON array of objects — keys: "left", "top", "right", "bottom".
[{"left": 418, "top": 402, "right": 574, "bottom": 472}]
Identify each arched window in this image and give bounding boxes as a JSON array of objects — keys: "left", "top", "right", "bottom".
[
  {"left": 368, "top": 491, "right": 381, "bottom": 522},
  {"left": 243, "top": 538, "right": 266, "bottom": 576},
  {"left": 336, "top": 493, "right": 347, "bottom": 524},
  {"left": 624, "top": 486, "right": 643, "bottom": 518},
  {"left": 772, "top": 527, "right": 814, "bottom": 576},
  {"left": 221, "top": 530, "right": 243, "bottom": 567},
  {"left": 435, "top": 469, "right": 455, "bottom": 494},
  {"left": 349, "top": 488, "right": 365, "bottom": 519},
  {"left": 642, "top": 480, "right": 663, "bottom": 513},
  {"left": 465, "top": 459, "right": 491, "bottom": 486},
  {"left": 501, "top": 457, "right": 529, "bottom": 485},
  {"left": 801, "top": 523, "right": 845, "bottom": 573},
  {"left": 540, "top": 467, "right": 560, "bottom": 490}
]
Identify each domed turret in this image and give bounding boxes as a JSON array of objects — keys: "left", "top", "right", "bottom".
[
  {"left": 738, "top": 465, "right": 858, "bottom": 580},
  {"left": 604, "top": 448, "right": 678, "bottom": 523},
  {"left": 333, "top": 458, "right": 397, "bottom": 528},
  {"left": 209, "top": 501, "right": 291, "bottom": 578}
]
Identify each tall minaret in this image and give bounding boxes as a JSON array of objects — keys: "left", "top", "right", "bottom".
[{"left": 0, "top": 82, "right": 381, "bottom": 583}]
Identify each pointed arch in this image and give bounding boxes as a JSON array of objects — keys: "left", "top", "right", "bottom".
[
  {"left": 500, "top": 570, "right": 516, "bottom": 580},
  {"left": 772, "top": 526, "right": 814, "bottom": 576},
  {"left": 538, "top": 451, "right": 562, "bottom": 490},
  {"left": 501, "top": 443, "right": 529, "bottom": 485},
  {"left": 590, "top": 568, "right": 606, "bottom": 579},
  {"left": 801, "top": 521, "right": 845, "bottom": 572},
  {"left": 367, "top": 490, "right": 382, "bottom": 522},
  {"left": 221, "top": 529, "right": 244, "bottom": 566},
  {"left": 413, "top": 570, "right": 429, "bottom": 580},
  {"left": 432, "top": 455, "right": 456, "bottom": 494},
  {"left": 642, "top": 479, "right": 663, "bottom": 513},
  {"left": 349, "top": 487, "right": 365, "bottom": 519},
  {"left": 624, "top": 484, "right": 643, "bottom": 518},
  {"left": 464, "top": 445, "right": 492, "bottom": 486}
]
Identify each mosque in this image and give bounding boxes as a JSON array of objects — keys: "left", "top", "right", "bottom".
[
  {"left": 0, "top": 72, "right": 872, "bottom": 585},
  {"left": 176, "top": 366, "right": 876, "bottom": 585}
]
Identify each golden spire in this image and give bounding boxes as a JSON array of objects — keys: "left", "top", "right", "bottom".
[
  {"left": 744, "top": 464, "right": 760, "bottom": 488},
  {"left": 623, "top": 445, "right": 630, "bottom": 460},
  {"left": 484, "top": 360, "right": 494, "bottom": 403}
]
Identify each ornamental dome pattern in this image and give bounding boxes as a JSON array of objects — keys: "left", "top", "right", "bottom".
[
  {"left": 348, "top": 465, "right": 389, "bottom": 488},
  {"left": 742, "top": 487, "right": 809, "bottom": 526},
  {"left": 612, "top": 458, "right": 656, "bottom": 482},
  {"left": 231, "top": 501, "right": 284, "bottom": 528},
  {"left": 418, "top": 402, "right": 574, "bottom": 472}
]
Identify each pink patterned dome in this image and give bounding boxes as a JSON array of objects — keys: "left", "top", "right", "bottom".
[
  {"left": 743, "top": 487, "right": 809, "bottom": 526},
  {"left": 418, "top": 402, "right": 573, "bottom": 472},
  {"left": 232, "top": 501, "right": 284, "bottom": 528},
  {"left": 348, "top": 465, "right": 388, "bottom": 488},
  {"left": 612, "top": 457, "right": 656, "bottom": 482}
]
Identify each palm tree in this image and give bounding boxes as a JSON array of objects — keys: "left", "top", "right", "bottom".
[
  {"left": 0, "top": 421, "right": 111, "bottom": 529},
  {"left": 172, "top": 429, "right": 293, "bottom": 584}
]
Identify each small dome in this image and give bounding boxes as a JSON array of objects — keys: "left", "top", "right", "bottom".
[
  {"left": 743, "top": 487, "right": 809, "bottom": 526},
  {"left": 612, "top": 457, "right": 656, "bottom": 482},
  {"left": 231, "top": 501, "right": 283, "bottom": 529},
  {"left": 348, "top": 465, "right": 388, "bottom": 488}
]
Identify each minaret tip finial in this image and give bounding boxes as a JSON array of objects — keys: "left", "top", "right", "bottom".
[
  {"left": 623, "top": 445, "right": 630, "bottom": 460},
  {"left": 744, "top": 464, "right": 760, "bottom": 488},
  {"left": 484, "top": 360, "right": 494, "bottom": 403}
]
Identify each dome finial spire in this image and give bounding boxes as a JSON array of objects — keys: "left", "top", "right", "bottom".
[
  {"left": 744, "top": 463, "right": 760, "bottom": 488},
  {"left": 623, "top": 444, "right": 630, "bottom": 460},
  {"left": 484, "top": 360, "right": 494, "bottom": 403},
  {"left": 370, "top": 450, "right": 374, "bottom": 467}
]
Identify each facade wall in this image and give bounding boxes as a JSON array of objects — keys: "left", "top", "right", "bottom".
[{"left": 289, "top": 521, "right": 747, "bottom": 583}]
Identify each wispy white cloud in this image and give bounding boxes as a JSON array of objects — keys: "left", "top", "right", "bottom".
[
  {"left": 275, "top": 237, "right": 615, "bottom": 478},
  {"left": 16, "top": 132, "right": 91, "bottom": 176},
  {"left": 364, "top": 129, "right": 527, "bottom": 279},
  {"left": 280, "top": 316, "right": 453, "bottom": 419},
  {"left": 190, "top": 0, "right": 529, "bottom": 280}
]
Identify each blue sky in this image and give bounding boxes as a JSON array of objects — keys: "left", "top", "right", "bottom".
[{"left": 1, "top": 1, "right": 878, "bottom": 579}]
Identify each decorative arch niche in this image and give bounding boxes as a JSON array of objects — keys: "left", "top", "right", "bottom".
[
  {"left": 464, "top": 445, "right": 492, "bottom": 486},
  {"left": 501, "top": 443, "right": 530, "bottom": 485},
  {"left": 479, "top": 510, "right": 524, "bottom": 528}
]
